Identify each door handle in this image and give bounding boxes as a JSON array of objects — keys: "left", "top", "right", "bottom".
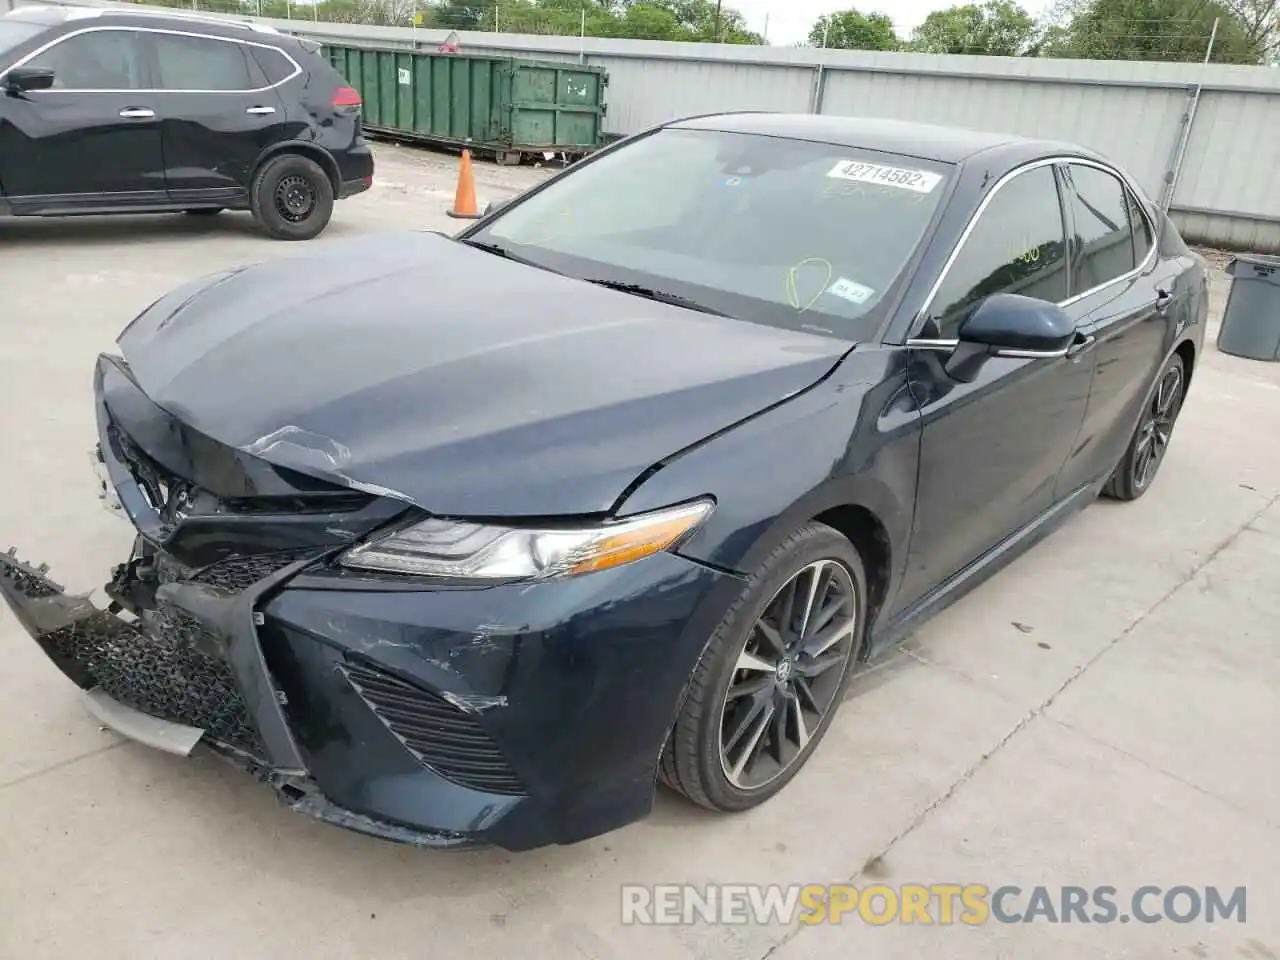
[
  {"left": 1067, "top": 333, "right": 1096, "bottom": 359},
  {"left": 245, "top": 106, "right": 276, "bottom": 115},
  {"left": 118, "top": 107, "right": 155, "bottom": 119},
  {"left": 1155, "top": 288, "right": 1174, "bottom": 314}
]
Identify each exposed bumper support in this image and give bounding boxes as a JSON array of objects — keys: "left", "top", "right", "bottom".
[{"left": 83, "top": 687, "right": 203, "bottom": 756}]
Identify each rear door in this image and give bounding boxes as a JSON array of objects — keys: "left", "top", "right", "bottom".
[
  {"left": 1053, "top": 162, "right": 1173, "bottom": 495},
  {"left": 145, "top": 29, "right": 293, "bottom": 207},
  {"left": 0, "top": 27, "right": 165, "bottom": 209}
]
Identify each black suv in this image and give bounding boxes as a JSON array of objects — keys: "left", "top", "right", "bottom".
[{"left": 0, "top": 5, "right": 373, "bottom": 239}]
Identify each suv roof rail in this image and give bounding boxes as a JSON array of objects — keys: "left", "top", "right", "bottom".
[{"left": 56, "top": 4, "right": 282, "bottom": 34}]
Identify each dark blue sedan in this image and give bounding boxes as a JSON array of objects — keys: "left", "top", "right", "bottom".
[{"left": 0, "top": 113, "right": 1207, "bottom": 850}]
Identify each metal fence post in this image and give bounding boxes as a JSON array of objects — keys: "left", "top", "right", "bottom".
[
  {"left": 1160, "top": 19, "right": 1219, "bottom": 211},
  {"left": 809, "top": 19, "right": 830, "bottom": 114}
]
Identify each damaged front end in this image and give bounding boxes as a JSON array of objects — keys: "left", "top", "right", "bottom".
[{"left": 0, "top": 354, "right": 475, "bottom": 848}]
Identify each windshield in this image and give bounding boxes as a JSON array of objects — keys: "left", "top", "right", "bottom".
[
  {"left": 0, "top": 20, "right": 43, "bottom": 57},
  {"left": 472, "top": 128, "right": 951, "bottom": 340}
]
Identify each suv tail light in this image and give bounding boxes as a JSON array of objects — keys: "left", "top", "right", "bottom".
[{"left": 332, "top": 86, "right": 362, "bottom": 109}]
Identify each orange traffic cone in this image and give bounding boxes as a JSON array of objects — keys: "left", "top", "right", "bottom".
[{"left": 447, "top": 149, "right": 481, "bottom": 219}]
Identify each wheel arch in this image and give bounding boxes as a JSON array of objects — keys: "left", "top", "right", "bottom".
[
  {"left": 253, "top": 140, "right": 341, "bottom": 194},
  {"left": 1174, "top": 337, "right": 1196, "bottom": 391},
  {"left": 686, "top": 474, "right": 909, "bottom": 641}
]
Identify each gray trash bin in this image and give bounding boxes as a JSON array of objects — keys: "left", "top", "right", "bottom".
[{"left": 1217, "top": 254, "right": 1280, "bottom": 361}]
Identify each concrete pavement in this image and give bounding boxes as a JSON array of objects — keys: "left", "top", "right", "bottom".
[{"left": 0, "top": 145, "right": 1276, "bottom": 960}]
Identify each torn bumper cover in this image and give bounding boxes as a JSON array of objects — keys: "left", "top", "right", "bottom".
[
  {"left": 0, "top": 354, "right": 737, "bottom": 851},
  {"left": 0, "top": 548, "right": 473, "bottom": 849}
]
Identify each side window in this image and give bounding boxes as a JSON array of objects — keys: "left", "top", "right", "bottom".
[
  {"left": 928, "top": 164, "right": 1068, "bottom": 338},
  {"left": 1127, "top": 189, "right": 1154, "bottom": 264},
  {"left": 152, "top": 34, "right": 255, "bottom": 91},
  {"left": 26, "top": 30, "right": 146, "bottom": 90},
  {"left": 1065, "top": 164, "right": 1136, "bottom": 293},
  {"left": 249, "top": 45, "right": 296, "bottom": 86}
]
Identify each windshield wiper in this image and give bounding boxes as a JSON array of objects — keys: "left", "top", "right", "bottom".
[
  {"left": 458, "top": 238, "right": 552, "bottom": 271},
  {"left": 583, "top": 278, "right": 730, "bottom": 317}
]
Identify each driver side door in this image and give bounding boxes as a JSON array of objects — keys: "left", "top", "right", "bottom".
[
  {"left": 0, "top": 27, "right": 164, "bottom": 211},
  {"left": 897, "top": 161, "right": 1096, "bottom": 610}
]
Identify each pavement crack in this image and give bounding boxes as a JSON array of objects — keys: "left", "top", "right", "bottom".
[
  {"left": 760, "top": 491, "right": 1279, "bottom": 960},
  {"left": 1043, "top": 714, "right": 1280, "bottom": 834},
  {"left": 0, "top": 739, "right": 125, "bottom": 793}
]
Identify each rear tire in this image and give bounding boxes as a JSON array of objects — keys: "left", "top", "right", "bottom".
[
  {"left": 250, "top": 153, "right": 334, "bottom": 241},
  {"left": 1103, "top": 352, "right": 1187, "bottom": 501},
  {"left": 659, "top": 523, "right": 867, "bottom": 812}
]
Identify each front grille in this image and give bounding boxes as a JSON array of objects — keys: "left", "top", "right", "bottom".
[
  {"left": 343, "top": 661, "right": 525, "bottom": 796},
  {"left": 191, "top": 548, "right": 316, "bottom": 593},
  {"left": 43, "top": 602, "right": 266, "bottom": 759}
]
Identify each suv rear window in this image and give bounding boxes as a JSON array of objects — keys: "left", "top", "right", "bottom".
[{"left": 153, "top": 33, "right": 255, "bottom": 91}]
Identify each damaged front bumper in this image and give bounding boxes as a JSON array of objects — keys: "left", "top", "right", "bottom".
[
  {"left": 0, "top": 352, "right": 741, "bottom": 851},
  {"left": 0, "top": 548, "right": 475, "bottom": 849}
]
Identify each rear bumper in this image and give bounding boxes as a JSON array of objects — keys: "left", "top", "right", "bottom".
[{"left": 338, "top": 175, "right": 372, "bottom": 200}]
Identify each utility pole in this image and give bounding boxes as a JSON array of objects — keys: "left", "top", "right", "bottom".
[{"left": 1203, "top": 16, "right": 1220, "bottom": 63}]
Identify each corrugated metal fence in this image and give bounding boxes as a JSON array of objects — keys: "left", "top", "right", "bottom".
[
  {"left": 267, "top": 20, "right": 1280, "bottom": 252},
  {"left": 6, "top": 1, "right": 1280, "bottom": 250}
]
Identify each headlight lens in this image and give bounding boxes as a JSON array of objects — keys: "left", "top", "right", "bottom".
[{"left": 339, "top": 500, "right": 714, "bottom": 581}]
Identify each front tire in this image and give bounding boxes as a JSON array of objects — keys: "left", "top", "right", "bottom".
[
  {"left": 250, "top": 154, "right": 334, "bottom": 241},
  {"left": 1103, "top": 352, "right": 1187, "bottom": 501},
  {"left": 660, "top": 523, "right": 868, "bottom": 812}
]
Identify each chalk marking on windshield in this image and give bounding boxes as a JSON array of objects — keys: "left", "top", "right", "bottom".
[
  {"left": 786, "top": 258, "right": 834, "bottom": 313},
  {"left": 827, "top": 160, "right": 943, "bottom": 194}
]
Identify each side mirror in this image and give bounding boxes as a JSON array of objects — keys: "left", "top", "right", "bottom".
[
  {"left": 482, "top": 197, "right": 513, "bottom": 218},
  {"left": 4, "top": 67, "right": 55, "bottom": 95},
  {"left": 944, "top": 294, "right": 1076, "bottom": 383}
]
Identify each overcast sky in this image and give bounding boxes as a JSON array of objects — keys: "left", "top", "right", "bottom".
[{"left": 730, "top": 0, "right": 1053, "bottom": 45}]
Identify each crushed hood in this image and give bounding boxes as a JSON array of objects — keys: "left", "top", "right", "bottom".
[{"left": 117, "top": 231, "right": 849, "bottom": 517}]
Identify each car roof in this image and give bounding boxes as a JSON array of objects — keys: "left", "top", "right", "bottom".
[
  {"left": 4, "top": 3, "right": 283, "bottom": 37},
  {"left": 669, "top": 113, "right": 1087, "bottom": 166}
]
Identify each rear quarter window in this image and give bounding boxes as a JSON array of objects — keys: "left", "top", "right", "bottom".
[{"left": 249, "top": 44, "right": 296, "bottom": 85}]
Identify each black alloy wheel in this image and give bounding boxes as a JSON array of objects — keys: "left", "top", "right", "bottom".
[
  {"left": 1104, "top": 352, "right": 1187, "bottom": 501},
  {"left": 660, "top": 523, "right": 867, "bottom": 812}
]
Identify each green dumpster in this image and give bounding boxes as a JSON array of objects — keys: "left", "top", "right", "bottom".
[{"left": 322, "top": 43, "right": 608, "bottom": 163}]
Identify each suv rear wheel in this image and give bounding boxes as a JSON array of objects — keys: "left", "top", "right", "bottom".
[{"left": 251, "top": 153, "right": 335, "bottom": 241}]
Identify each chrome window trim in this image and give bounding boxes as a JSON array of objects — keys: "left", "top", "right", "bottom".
[
  {"left": 911, "top": 155, "right": 1160, "bottom": 342},
  {"left": 0, "top": 25, "right": 301, "bottom": 93}
]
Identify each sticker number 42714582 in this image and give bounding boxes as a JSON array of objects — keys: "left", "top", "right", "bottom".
[{"left": 827, "top": 160, "right": 943, "bottom": 194}]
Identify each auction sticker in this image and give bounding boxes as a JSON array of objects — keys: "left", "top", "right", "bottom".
[
  {"left": 827, "top": 160, "right": 942, "bottom": 194},
  {"left": 826, "top": 277, "right": 876, "bottom": 305}
]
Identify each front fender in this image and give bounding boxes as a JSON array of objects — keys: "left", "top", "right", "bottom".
[{"left": 615, "top": 346, "right": 922, "bottom": 629}]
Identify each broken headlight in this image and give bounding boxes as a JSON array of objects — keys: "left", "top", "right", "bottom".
[{"left": 339, "top": 500, "right": 713, "bottom": 581}]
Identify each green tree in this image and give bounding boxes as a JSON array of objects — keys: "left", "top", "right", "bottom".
[
  {"left": 1219, "top": 0, "right": 1279, "bottom": 59},
  {"left": 808, "top": 9, "right": 900, "bottom": 50},
  {"left": 1040, "top": 0, "right": 1261, "bottom": 62},
  {"left": 910, "top": 1, "right": 1038, "bottom": 55}
]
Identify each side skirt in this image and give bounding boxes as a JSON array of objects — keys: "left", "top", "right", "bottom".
[
  {"left": 3, "top": 188, "right": 249, "bottom": 217},
  {"left": 867, "top": 480, "right": 1103, "bottom": 657}
]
